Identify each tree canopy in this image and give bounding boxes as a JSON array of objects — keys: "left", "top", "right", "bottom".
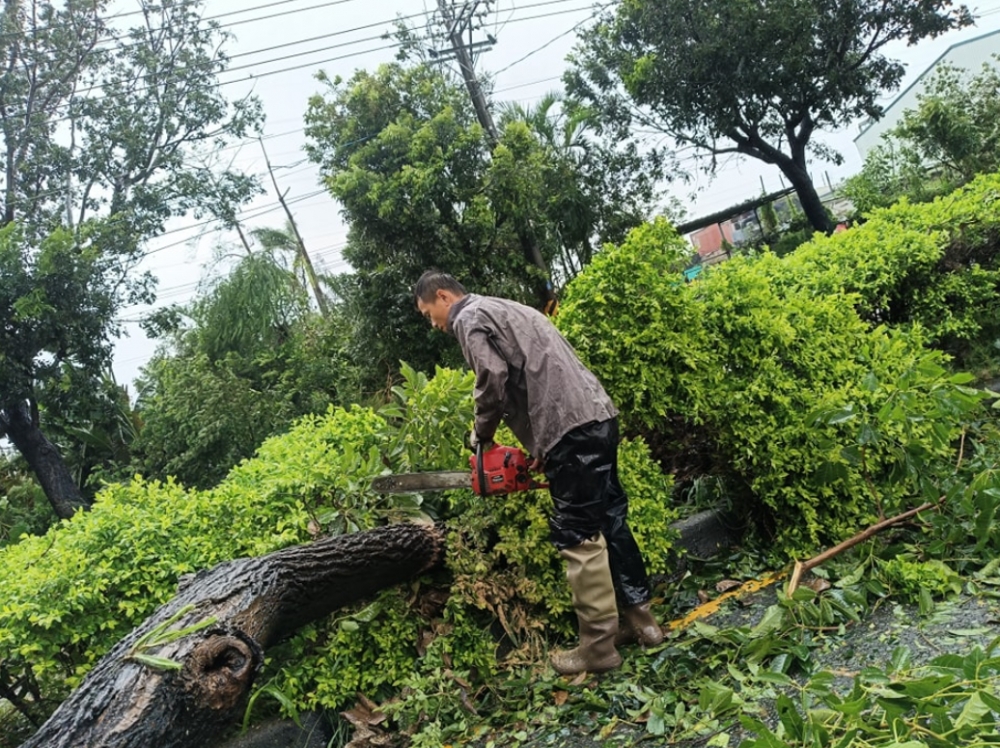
[
  {"left": 0, "top": 0, "right": 262, "bottom": 517},
  {"left": 567, "top": 0, "right": 974, "bottom": 233},
  {"left": 843, "top": 56, "right": 1000, "bottom": 214},
  {"left": 303, "top": 62, "right": 661, "bottom": 394},
  {"left": 894, "top": 57, "right": 1000, "bottom": 183}
]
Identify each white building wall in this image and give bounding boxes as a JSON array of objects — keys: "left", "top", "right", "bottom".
[{"left": 854, "top": 29, "right": 1000, "bottom": 158}]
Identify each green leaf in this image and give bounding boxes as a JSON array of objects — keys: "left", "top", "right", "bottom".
[
  {"left": 351, "top": 602, "right": 381, "bottom": 623},
  {"left": 749, "top": 605, "right": 785, "bottom": 639},
  {"left": 128, "top": 653, "right": 183, "bottom": 671},
  {"left": 815, "top": 406, "right": 856, "bottom": 425},
  {"left": 899, "top": 675, "right": 952, "bottom": 699},
  {"left": 832, "top": 697, "right": 869, "bottom": 716},
  {"left": 776, "top": 694, "right": 804, "bottom": 741},
  {"left": 954, "top": 691, "right": 992, "bottom": 729},
  {"left": 918, "top": 587, "right": 935, "bottom": 616},
  {"left": 888, "top": 645, "right": 912, "bottom": 674},
  {"left": 754, "top": 671, "right": 793, "bottom": 687},
  {"left": 738, "top": 716, "right": 785, "bottom": 747}
]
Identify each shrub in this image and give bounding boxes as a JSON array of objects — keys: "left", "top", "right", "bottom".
[
  {"left": 558, "top": 212, "right": 989, "bottom": 558},
  {"left": 782, "top": 172, "right": 1000, "bottom": 357},
  {"left": 0, "top": 363, "right": 677, "bottom": 739}
]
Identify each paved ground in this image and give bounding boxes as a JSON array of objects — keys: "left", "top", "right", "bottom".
[
  {"left": 497, "top": 578, "right": 1000, "bottom": 747},
  {"left": 477, "top": 505, "right": 1000, "bottom": 747}
]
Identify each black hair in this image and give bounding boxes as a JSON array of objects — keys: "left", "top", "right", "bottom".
[{"left": 413, "top": 270, "right": 467, "bottom": 302}]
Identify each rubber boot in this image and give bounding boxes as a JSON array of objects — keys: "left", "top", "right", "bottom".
[
  {"left": 551, "top": 534, "right": 623, "bottom": 676},
  {"left": 615, "top": 601, "right": 664, "bottom": 648}
]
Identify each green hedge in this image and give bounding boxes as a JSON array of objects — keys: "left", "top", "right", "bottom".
[
  {"left": 0, "top": 364, "right": 676, "bottom": 740},
  {"left": 782, "top": 172, "right": 1000, "bottom": 352},
  {"left": 558, "top": 195, "right": 993, "bottom": 558}
]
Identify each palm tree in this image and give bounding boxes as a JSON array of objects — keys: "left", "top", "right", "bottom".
[
  {"left": 498, "top": 93, "right": 606, "bottom": 280},
  {"left": 249, "top": 221, "right": 331, "bottom": 317},
  {"left": 192, "top": 237, "right": 311, "bottom": 363}
]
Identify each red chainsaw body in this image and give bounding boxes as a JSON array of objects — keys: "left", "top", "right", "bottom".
[{"left": 470, "top": 444, "right": 539, "bottom": 496}]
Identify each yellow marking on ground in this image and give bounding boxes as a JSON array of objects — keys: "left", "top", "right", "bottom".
[{"left": 665, "top": 572, "right": 786, "bottom": 632}]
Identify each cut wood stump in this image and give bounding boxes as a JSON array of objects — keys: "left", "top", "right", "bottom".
[{"left": 20, "top": 522, "right": 445, "bottom": 748}]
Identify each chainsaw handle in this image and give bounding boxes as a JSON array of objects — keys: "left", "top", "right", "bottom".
[{"left": 475, "top": 441, "right": 488, "bottom": 497}]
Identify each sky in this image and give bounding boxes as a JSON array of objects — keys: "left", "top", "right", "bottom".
[{"left": 109, "top": 0, "right": 1000, "bottom": 388}]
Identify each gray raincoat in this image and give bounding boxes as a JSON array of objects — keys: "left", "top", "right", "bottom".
[{"left": 447, "top": 294, "right": 617, "bottom": 459}]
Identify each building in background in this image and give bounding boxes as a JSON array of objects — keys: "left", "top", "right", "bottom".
[
  {"left": 854, "top": 28, "right": 1000, "bottom": 158},
  {"left": 680, "top": 187, "right": 855, "bottom": 260}
]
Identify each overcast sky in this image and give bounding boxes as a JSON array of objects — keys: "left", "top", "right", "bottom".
[{"left": 110, "top": 0, "right": 1000, "bottom": 388}]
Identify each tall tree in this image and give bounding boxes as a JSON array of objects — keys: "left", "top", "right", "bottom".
[
  {"left": 304, "top": 63, "right": 662, "bottom": 393},
  {"left": 0, "top": 0, "right": 262, "bottom": 518},
  {"left": 303, "top": 63, "right": 533, "bottom": 394},
  {"left": 567, "top": 0, "right": 973, "bottom": 234},
  {"left": 497, "top": 94, "right": 663, "bottom": 280},
  {"left": 0, "top": 225, "right": 122, "bottom": 517}
]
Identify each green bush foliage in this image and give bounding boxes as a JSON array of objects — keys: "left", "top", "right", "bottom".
[
  {"left": 0, "top": 363, "right": 676, "bottom": 739},
  {"left": 0, "top": 460, "right": 55, "bottom": 547},
  {"left": 130, "top": 352, "right": 298, "bottom": 490},
  {"left": 558, "top": 201, "right": 993, "bottom": 558},
  {"left": 781, "top": 171, "right": 1000, "bottom": 357},
  {"left": 0, "top": 404, "right": 388, "bottom": 693}
]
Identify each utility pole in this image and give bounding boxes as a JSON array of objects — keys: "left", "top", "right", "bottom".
[
  {"left": 436, "top": 0, "right": 499, "bottom": 145},
  {"left": 433, "top": 0, "right": 556, "bottom": 313}
]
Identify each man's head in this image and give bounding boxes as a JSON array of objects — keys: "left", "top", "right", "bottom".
[{"left": 414, "top": 270, "right": 467, "bottom": 332}]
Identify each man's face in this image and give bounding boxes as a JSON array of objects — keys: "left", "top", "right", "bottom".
[{"left": 417, "top": 290, "right": 453, "bottom": 332}]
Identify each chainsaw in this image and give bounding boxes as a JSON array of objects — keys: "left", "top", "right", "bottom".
[{"left": 371, "top": 443, "right": 548, "bottom": 496}]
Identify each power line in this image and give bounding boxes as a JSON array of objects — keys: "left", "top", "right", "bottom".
[
  {"left": 5, "top": 67, "right": 575, "bottom": 231},
  {"left": 214, "top": 2, "right": 597, "bottom": 85},
  {"left": 8, "top": 0, "right": 592, "bottom": 129},
  {"left": 1, "top": 0, "right": 367, "bottom": 45},
  {"left": 493, "top": 75, "right": 562, "bottom": 93},
  {"left": 139, "top": 188, "right": 330, "bottom": 258},
  {"left": 14, "top": 2, "right": 598, "bottom": 311},
  {"left": 129, "top": 79, "right": 568, "bottom": 258},
  {"left": 2, "top": 1, "right": 595, "bottom": 216},
  {"left": 492, "top": 3, "right": 605, "bottom": 75},
  {"left": 30, "top": 9, "right": 433, "bottom": 108}
]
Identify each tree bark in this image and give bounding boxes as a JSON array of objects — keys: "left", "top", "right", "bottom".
[
  {"left": 727, "top": 123, "right": 834, "bottom": 236},
  {"left": 19, "top": 522, "right": 446, "bottom": 748},
  {"left": 775, "top": 159, "right": 834, "bottom": 235},
  {"left": 1, "top": 399, "right": 89, "bottom": 519}
]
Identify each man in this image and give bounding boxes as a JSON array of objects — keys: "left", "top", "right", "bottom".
[{"left": 413, "top": 270, "right": 662, "bottom": 676}]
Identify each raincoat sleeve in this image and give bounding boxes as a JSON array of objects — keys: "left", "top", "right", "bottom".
[{"left": 455, "top": 319, "right": 508, "bottom": 443}]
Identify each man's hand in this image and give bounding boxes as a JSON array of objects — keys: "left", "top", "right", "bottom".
[
  {"left": 527, "top": 456, "right": 545, "bottom": 473},
  {"left": 469, "top": 430, "right": 493, "bottom": 452}
]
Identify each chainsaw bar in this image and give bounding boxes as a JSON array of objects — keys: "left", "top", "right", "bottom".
[{"left": 371, "top": 471, "right": 471, "bottom": 493}]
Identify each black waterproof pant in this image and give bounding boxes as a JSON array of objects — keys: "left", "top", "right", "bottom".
[{"left": 544, "top": 417, "right": 652, "bottom": 608}]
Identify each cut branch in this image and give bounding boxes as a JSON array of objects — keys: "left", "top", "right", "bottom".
[{"left": 786, "top": 499, "right": 942, "bottom": 597}]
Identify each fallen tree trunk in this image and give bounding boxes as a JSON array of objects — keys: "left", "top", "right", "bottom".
[{"left": 20, "top": 522, "right": 445, "bottom": 748}]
